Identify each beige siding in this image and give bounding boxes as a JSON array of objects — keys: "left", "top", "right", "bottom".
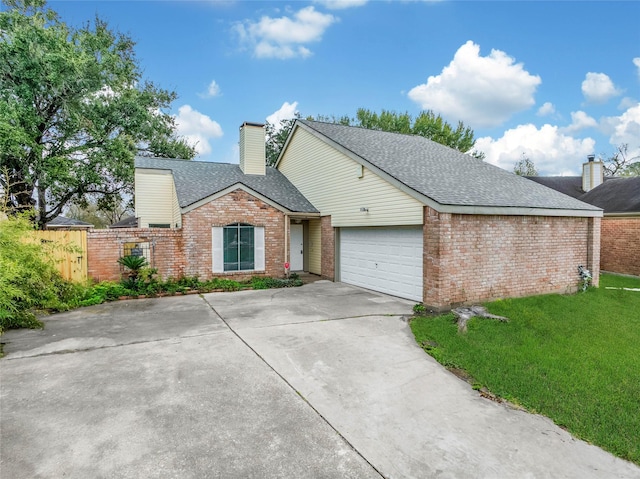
[
  {"left": 240, "top": 124, "right": 266, "bottom": 176},
  {"left": 308, "top": 219, "right": 321, "bottom": 274},
  {"left": 278, "top": 128, "right": 423, "bottom": 227},
  {"left": 135, "top": 169, "right": 181, "bottom": 228}
]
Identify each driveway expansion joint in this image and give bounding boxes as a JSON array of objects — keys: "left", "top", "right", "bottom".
[{"left": 201, "top": 296, "right": 388, "bottom": 479}]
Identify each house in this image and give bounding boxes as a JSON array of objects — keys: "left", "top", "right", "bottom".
[
  {"left": 109, "top": 216, "right": 139, "bottom": 228},
  {"left": 126, "top": 120, "right": 603, "bottom": 310},
  {"left": 45, "top": 216, "right": 94, "bottom": 230},
  {"left": 276, "top": 120, "right": 602, "bottom": 308},
  {"left": 527, "top": 159, "right": 640, "bottom": 277},
  {"left": 132, "top": 122, "right": 319, "bottom": 280}
]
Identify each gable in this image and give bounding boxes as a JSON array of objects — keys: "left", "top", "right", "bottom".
[
  {"left": 278, "top": 127, "right": 424, "bottom": 227},
  {"left": 134, "top": 168, "right": 181, "bottom": 228}
]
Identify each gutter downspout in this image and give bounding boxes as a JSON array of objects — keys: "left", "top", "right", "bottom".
[{"left": 284, "top": 213, "right": 289, "bottom": 277}]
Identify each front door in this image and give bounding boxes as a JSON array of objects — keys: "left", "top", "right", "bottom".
[{"left": 290, "top": 224, "right": 304, "bottom": 271}]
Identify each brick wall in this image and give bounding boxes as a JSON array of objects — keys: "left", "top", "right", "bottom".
[
  {"left": 87, "top": 228, "right": 184, "bottom": 282},
  {"left": 181, "top": 189, "right": 286, "bottom": 280},
  {"left": 320, "top": 215, "right": 335, "bottom": 280},
  {"left": 423, "top": 207, "right": 600, "bottom": 309},
  {"left": 601, "top": 217, "right": 640, "bottom": 276}
]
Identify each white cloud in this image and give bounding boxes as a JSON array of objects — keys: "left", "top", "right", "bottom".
[
  {"left": 234, "top": 6, "right": 336, "bottom": 59},
  {"left": 633, "top": 57, "right": 640, "bottom": 80},
  {"left": 559, "top": 110, "right": 597, "bottom": 134},
  {"left": 600, "top": 102, "right": 640, "bottom": 147},
  {"left": 266, "top": 101, "right": 299, "bottom": 127},
  {"left": 618, "top": 97, "right": 638, "bottom": 110},
  {"left": 581, "top": 72, "right": 622, "bottom": 104},
  {"left": 475, "top": 123, "right": 595, "bottom": 175},
  {"left": 315, "top": 0, "right": 368, "bottom": 9},
  {"left": 174, "top": 105, "right": 223, "bottom": 156},
  {"left": 202, "top": 80, "right": 221, "bottom": 98},
  {"left": 407, "top": 41, "right": 541, "bottom": 128},
  {"left": 537, "top": 102, "right": 555, "bottom": 116}
]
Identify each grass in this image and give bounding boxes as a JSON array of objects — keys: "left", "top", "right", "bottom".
[{"left": 410, "top": 273, "right": 640, "bottom": 465}]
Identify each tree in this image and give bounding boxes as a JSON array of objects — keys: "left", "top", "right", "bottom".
[
  {"left": 354, "top": 109, "right": 482, "bottom": 157},
  {"left": 66, "top": 195, "right": 133, "bottom": 229},
  {"left": 265, "top": 113, "right": 300, "bottom": 167},
  {"left": 265, "top": 108, "right": 484, "bottom": 164},
  {"left": 602, "top": 144, "right": 639, "bottom": 177},
  {"left": 513, "top": 154, "right": 538, "bottom": 176},
  {"left": 0, "top": 0, "right": 195, "bottom": 229}
]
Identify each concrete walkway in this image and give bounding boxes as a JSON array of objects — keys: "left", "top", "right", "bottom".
[{"left": 1, "top": 281, "right": 639, "bottom": 478}]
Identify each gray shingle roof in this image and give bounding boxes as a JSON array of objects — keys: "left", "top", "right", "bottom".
[
  {"left": 297, "top": 120, "right": 600, "bottom": 212},
  {"left": 525, "top": 176, "right": 585, "bottom": 199},
  {"left": 578, "top": 177, "right": 640, "bottom": 213},
  {"left": 135, "top": 157, "right": 318, "bottom": 214}
]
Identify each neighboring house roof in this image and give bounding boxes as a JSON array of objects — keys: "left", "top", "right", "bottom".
[
  {"left": 135, "top": 157, "right": 318, "bottom": 214},
  {"left": 291, "top": 120, "right": 600, "bottom": 214},
  {"left": 524, "top": 176, "right": 585, "bottom": 199},
  {"left": 578, "top": 177, "right": 640, "bottom": 214},
  {"left": 46, "top": 216, "right": 93, "bottom": 229},
  {"left": 109, "top": 216, "right": 138, "bottom": 228}
]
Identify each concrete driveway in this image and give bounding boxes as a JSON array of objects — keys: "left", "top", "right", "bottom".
[{"left": 1, "top": 281, "right": 638, "bottom": 478}]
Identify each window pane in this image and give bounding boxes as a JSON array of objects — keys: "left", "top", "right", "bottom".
[
  {"left": 239, "top": 226, "right": 255, "bottom": 270},
  {"left": 223, "top": 226, "right": 239, "bottom": 271}
]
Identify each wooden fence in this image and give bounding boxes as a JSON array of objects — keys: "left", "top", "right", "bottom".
[{"left": 29, "top": 230, "right": 88, "bottom": 282}]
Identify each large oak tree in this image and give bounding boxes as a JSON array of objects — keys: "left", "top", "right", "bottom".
[{"left": 0, "top": 0, "right": 195, "bottom": 228}]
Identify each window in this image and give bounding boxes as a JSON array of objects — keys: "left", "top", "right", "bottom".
[
  {"left": 212, "top": 224, "right": 264, "bottom": 273},
  {"left": 223, "top": 223, "right": 254, "bottom": 271}
]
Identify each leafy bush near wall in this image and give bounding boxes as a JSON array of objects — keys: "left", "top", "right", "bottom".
[
  {"left": 251, "top": 275, "right": 303, "bottom": 290},
  {"left": 0, "top": 213, "right": 79, "bottom": 332}
]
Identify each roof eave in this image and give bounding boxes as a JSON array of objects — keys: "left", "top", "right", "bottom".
[{"left": 181, "top": 183, "right": 319, "bottom": 216}]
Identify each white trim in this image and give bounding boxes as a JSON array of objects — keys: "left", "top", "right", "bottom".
[
  {"left": 255, "top": 226, "right": 265, "bottom": 271},
  {"left": 212, "top": 226, "right": 223, "bottom": 273},
  {"left": 182, "top": 183, "right": 319, "bottom": 217}
]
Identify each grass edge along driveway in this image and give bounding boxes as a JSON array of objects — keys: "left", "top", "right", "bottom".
[{"left": 410, "top": 273, "right": 640, "bottom": 466}]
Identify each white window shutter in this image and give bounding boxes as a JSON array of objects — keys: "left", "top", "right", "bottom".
[
  {"left": 255, "top": 226, "right": 265, "bottom": 271},
  {"left": 212, "top": 227, "right": 223, "bottom": 273}
]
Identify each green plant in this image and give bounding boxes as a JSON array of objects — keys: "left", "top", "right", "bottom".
[
  {"left": 0, "top": 212, "right": 76, "bottom": 332},
  {"left": 251, "top": 276, "right": 303, "bottom": 290},
  {"left": 413, "top": 303, "right": 426, "bottom": 314},
  {"left": 117, "top": 255, "right": 148, "bottom": 280}
]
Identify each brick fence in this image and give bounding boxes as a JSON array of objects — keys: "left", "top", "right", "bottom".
[
  {"left": 87, "top": 228, "right": 184, "bottom": 282},
  {"left": 600, "top": 217, "right": 640, "bottom": 276}
]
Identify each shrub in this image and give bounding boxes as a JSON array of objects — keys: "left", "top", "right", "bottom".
[
  {"left": 251, "top": 276, "right": 303, "bottom": 290},
  {"left": 0, "top": 213, "right": 75, "bottom": 332}
]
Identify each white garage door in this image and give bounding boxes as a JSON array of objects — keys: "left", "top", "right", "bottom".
[{"left": 339, "top": 227, "right": 423, "bottom": 301}]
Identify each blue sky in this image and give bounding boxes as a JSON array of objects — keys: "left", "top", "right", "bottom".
[{"left": 48, "top": 0, "right": 639, "bottom": 175}]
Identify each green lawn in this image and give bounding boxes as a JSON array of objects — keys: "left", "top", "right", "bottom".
[{"left": 410, "top": 273, "right": 640, "bottom": 465}]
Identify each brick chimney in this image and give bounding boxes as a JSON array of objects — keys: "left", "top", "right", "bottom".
[
  {"left": 239, "top": 122, "right": 266, "bottom": 176},
  {"left": 582, "top": 154, "right": 603, "bottom": 192}
]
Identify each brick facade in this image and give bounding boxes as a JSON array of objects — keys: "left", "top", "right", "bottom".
[
  {"left": 422, "top": 207, "right": 600, "bottom": 309},
  {"left": 87, "top": 228, "right": 184, "bottom": 282},
  {"left": 600, "top": 217, "right": 640, "bottom": 276},
  {"left": 320, "top": 215, "right": 335, "bottom": 280},
  {"left": 87, "top": 189, "right": 288, "bottom": 283},
  {"left": 181, "top": 189, "right": 286, "bottom": 280}
]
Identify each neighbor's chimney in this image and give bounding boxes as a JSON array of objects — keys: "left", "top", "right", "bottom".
[
  {"left": 582, "top": 154, "right": 603, "bottom": 192},
  {"left": 239, "top": 122, "right": 266, "bottom": 176}
]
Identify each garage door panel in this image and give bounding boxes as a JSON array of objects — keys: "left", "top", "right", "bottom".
[{"left": 339, "top": 227, "right": 423, "bottom": 301}]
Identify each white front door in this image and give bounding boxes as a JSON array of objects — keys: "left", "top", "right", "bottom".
[{"left": 290, "top": 224, "right": 304, "bottom": 271}]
